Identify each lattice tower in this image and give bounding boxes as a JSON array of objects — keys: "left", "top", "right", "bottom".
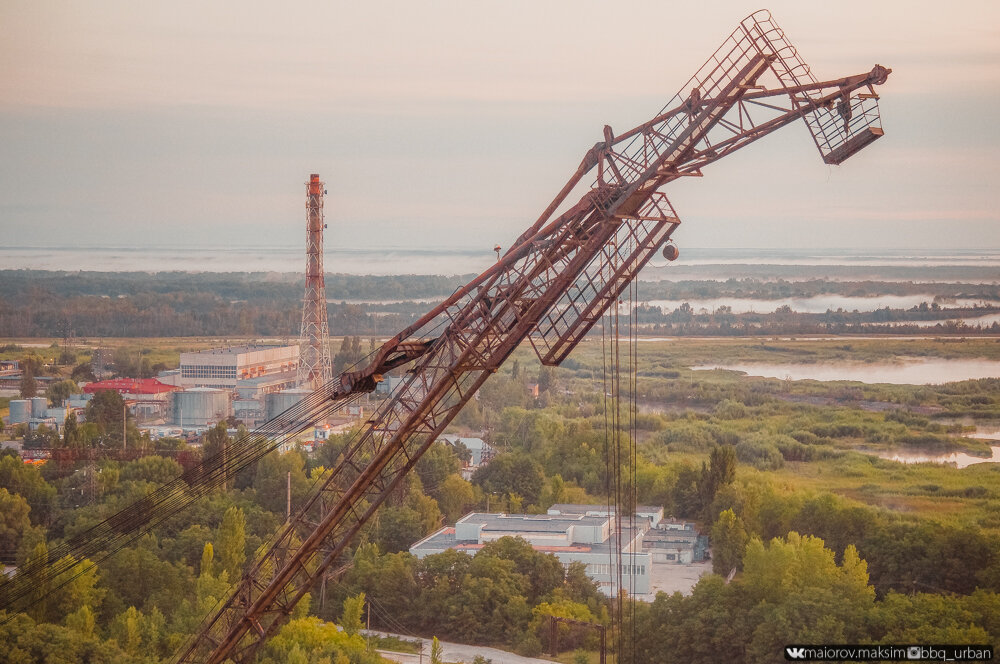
[{"left": 296, "top": 174, "right": 333, "bottom": 388}]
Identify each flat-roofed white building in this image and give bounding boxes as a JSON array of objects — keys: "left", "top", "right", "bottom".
[
  {"left": 179, "top": 344, "right": 299, "bottom": 390},
  {"left": 410, "top": 511, "right": 652, "bottom": 595},
  {"left": 547, "top": 503, "right": 664, "bottom": 529}
]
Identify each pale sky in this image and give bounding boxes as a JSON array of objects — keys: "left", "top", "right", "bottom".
[{"left": 1, "top": 1, "right": 998, "bottom": 256}]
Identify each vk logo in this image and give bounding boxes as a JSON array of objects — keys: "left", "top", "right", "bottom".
[{"left": 785, "top": 647, "right": 807, "bottom": 659}]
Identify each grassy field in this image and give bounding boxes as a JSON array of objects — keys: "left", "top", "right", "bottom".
[{"left": 5, "top": 334, "right": 999, "bottom": 532}]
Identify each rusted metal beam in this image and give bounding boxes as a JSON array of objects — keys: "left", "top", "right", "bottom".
[{"left": 175, "top": 11, "right": 890, "bottom": 663}]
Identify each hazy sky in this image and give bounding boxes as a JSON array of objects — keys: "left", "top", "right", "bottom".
[{"left": 2, "top": 1, "right": 998, "bottom": 255}]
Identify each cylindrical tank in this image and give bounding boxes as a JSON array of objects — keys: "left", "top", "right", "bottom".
[
  {"left": 173, "top": 388, "right": 232, "bottom": 427},
  {"left": 47, "top": 407, "right": 68, "bottom": 425},
  {"left": 9, "top": 400, "right": 30, "bottom": 424},
  {"left": 265, "top": 388, "right": 312, "bottom": 422},
  {"left": 30, "top": 396, "right": 48, "bottom": 418}
]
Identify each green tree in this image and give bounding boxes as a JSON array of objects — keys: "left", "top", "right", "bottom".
[
  {"left": 217, "top": 506, "right": 247, "bottom": 580},
  {"left": 0, "top": 455, "right": 57, "bottom": 524},
  {"left": 430, "top": 636, "right": 443, "bottom": 664},
  {"left": 547, "top": 474, "right": 566, "bottom": 506},
  {"left": 201, "top": 541, "right": 216, "bottom": 578},
  {"left": 253, "top": 450, "right": 310, "bottom": 515},
  {"left": 341, "top": 592, "right": 365, "bottom": 636},
  {"left": 479, "top": 536, "right": 564, "bottom": 604},
  {"left": 202, "top": 421, "right": 231, "bottom": 471},
  {"left": 20, "top": 353, "right": 44, "bottom": 376},
  {"left": 564, "top": 561, "right": 605, "bottom": 607},
  {"left": 57, "top": 348, "right": 77, "bottom": 365},
  {"left": 669, "top": 463, "right": 703, "bottom": 518},
  {"left": 451, "top": 554, "right": 532, "bottom": 643},
  {"left": 0, "top": 487, "right": 32, "bottom": 561},
  {"left": 406, "top": 478, "right": 443, "bottom": 535},
  {"left": 437, "top": 474, "right": 476, "bottom": 523},
  {"left": 700, "top": 445, "right": 737, "bottom": 521},
  {"left": 121, "top": 455, "right": 183, "bottom": 484},
  {"left": 741, "top": 533, "right": 875, "bottom": 659},
  {"left": 65, "top": 604, "right": 96, "bottom": 636},
  {"left": 110, "top": 606, "right": 144, "bottom": 655},
  {"left": 472, "top": 451, "right": 545, "bottom": 506},
  {"left": 530, "top": 599, "right": 598, "bottom": 653},
  {"left": 99, "top": 537, "right": 192, "bottom": 618},
  {"left": 259, "top": 616, "right": 375, "bottom": 664},
  {"left": 22, "top": 541, "right": 51, "bottom": 622},
  {"left": 711, "top": 508, "right": 748, "bottom": 575},
  {"left": 19, "top": 368, "right": 37, "bottom": 398},
  {"left": 84, "top": 389, "right": 128, "bottom": 445},
  {"left": 45, "top": 378, "right": 80, "bottom": 406},
  {"left": 47, "top": 554, "right": 104, "bottom": 623},
  {"left": 63, "top": 410, "right": 80, "bottom": 447},
  {"left": 166, "top": 524, "right": 214, "bottom": 571},
  {"left": 375, "top": 506, "right": 425, "bottom": 553},
  {"left": 415, "top": 442, "right": 461, "bottom": 498}
]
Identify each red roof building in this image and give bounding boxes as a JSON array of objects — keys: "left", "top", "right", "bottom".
[{"left": 83, "top": 378, "right": 181, "bottom": 396}]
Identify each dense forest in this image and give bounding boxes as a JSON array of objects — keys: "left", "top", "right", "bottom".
[
  {"left": 2, "top": 270, "right": 999, "bottom": 337},
  {"left": 3, "top": 337, "right": 1000, "bottom": 661}
]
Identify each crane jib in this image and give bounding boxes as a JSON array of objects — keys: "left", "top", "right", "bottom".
[{"left": 0, "top": 11, "right": 889, "bottom": 663}]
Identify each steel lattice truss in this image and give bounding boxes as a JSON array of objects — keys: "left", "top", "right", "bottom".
[
  {"left": 297, "top": 174, "right": 334, "bottom": 389},
  {"left": 130, "top": 11, "right": 890, "bottom": 663}
]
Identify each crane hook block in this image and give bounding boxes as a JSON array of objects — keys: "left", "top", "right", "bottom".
[{"left": 662, "top": 243, "right": 680, "bottom": 261}]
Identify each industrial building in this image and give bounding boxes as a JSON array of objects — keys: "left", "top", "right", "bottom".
[
  {"left": 178, "top": 344, "right": 299, "bottom": 391},
  {"left": 173, "top": 344, "right": 301, "bottom": 428},
  {"left": 410, "top": 510, "right": 652, "bottom": 595},
  {"left": 642, "top": 519, "right": 709, "bottom": 564},
  {"left": 547, "top": 503, "right": 664, "bottom": 529},
  {"left": 7, "top": 396, "right": 73, "bottom": 433},
  {"left": 83, "top": 377, "right": 180, "bottom": 420}
]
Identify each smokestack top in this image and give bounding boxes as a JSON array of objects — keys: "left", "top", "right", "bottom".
[{"left": 308, "top": 174, "right": 323, "bottom": 196}]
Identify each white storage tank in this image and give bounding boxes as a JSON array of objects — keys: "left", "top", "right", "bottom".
[
  {"left": 31, "top": 396, "right": 49, "bottom": 418},
  {"left": 265, "top": 388, "right": 312, "bottom": 422},
  {"left": 9, "top": 400, "right": 31, "bottom": 424},
  {"left": 173, "top": 388, "right": 232, "bottom": 427},
  {"left": 46, "top": 407, "right": 68, "bottom": 426}
]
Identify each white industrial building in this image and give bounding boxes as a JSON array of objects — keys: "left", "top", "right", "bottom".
[
  {"left": 175, "top": 344, "right": 300, "bottom": 427},
  {"left": 547, "top": 503, "right": 664, "bottom": 529},
  {"left": 642, "top": 518, "right": 708, "bottom": 564},
  {"left": 178, "top": 344, "right": 299, "bottom": 390},
  {"left": 410, "top": 510, "right": 653, "bottom": 595}
]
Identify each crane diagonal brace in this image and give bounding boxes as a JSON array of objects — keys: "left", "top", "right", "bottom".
[{"left": 175, "top": 10, "right": 889, "bottom": 663}]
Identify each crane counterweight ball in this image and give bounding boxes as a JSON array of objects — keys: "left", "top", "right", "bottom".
[{"left": 662, "top": 243, "right": 680, "bottom": 261}]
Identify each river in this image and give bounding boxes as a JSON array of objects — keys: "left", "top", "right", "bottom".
[
  {"left": 692, "top": 358, "right": 1000, "bottom": 385},
  {"left": 870, "top": 446, "right": 1000, "bottom": 469}
]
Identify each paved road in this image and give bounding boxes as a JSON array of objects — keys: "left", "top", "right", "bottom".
[{"left": 364, "top": 630, "right": 552, "bottom": 664}]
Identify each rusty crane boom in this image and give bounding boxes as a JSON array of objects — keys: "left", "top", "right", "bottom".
[
  {"left": 0, "top": 10, "right": 891, "bottom": 663},
  {"left": 177, "top": 12, "right": 890, "bottom": 662}
]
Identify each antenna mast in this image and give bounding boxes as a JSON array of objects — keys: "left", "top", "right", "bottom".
[{"left": 296, "top": 174, "right": 333, "bottom": 389}]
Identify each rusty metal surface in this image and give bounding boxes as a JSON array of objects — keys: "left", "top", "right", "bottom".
[{"left": 176, "top": 11, "right": 890, "bottom": 663}]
